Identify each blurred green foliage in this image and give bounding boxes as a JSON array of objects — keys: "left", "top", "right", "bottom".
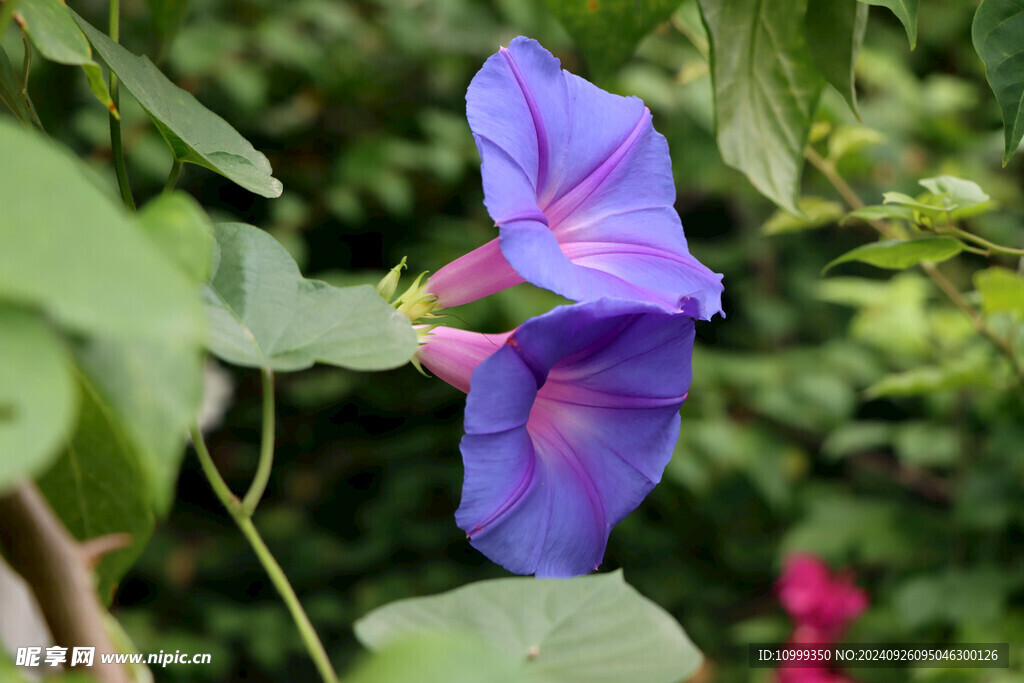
[{"left": 5, "top": 0, "right": 1024, "bottom": 680}]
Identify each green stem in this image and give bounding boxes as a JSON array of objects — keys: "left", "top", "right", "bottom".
[
  {"left": 189, "top": 424, "right": 241, "bottom": 515},
  {"left": 241, "top": 368, "right": 275, "bottom": 516},
  {"left": 0, "top": 0, "right": 22, "bottom": 39},
  {"left": 189, "top": 424, "right": 338, "bottom": 683},
  {"left": 108, "top": 0, "right": 134, "bottom": 211},
  {"left": 950, "top": 227, "right": 1024, "bottom": 257},
  {"left": 163, "top": 158, "right": 183, "bottom": 193},
  {"left": 20, "top": 33, "right": 43, "bottom": 130}
]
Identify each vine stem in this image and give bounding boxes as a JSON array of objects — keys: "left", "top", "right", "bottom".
[
  {"left": 108, "top": 0, "right": 134, "bottom": 210},
  {"left": 190, "top": 422, "right": 339, "bottom": 683},
  {"left": 805, "top": 147, "right": 1024, "bottom": 388},
  {"left": 241, "top": 368, "right": 275, "bottom": 515},
  {"left": 163, "top": 158, "right": 183, "bottom": 192}
]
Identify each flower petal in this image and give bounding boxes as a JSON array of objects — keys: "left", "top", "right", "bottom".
[
  {"left": 466, "top": 38, "right": 724, "bottom": 317},
  {"left": 453, "top": 300, "right": 694, "bottom": 577}
]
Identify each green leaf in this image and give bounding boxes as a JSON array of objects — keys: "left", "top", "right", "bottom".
[
  {"left": 894, "top": 422, "right": 958, "bottom": 467},
  {"left": 762, "top": 196, "right": 844, "bottom": 234},
  {"left": 347, "top": 632, "right": 552, "bottom": 683},
  {"left": 974, "top": 267, "right": 1024, "bottom": 318},
  {"left": 881, "top": 191, "right": 943, "bottom": 213},
  {"left": 0, "top": 44, "right": 36, "bottom": 126},
  {"left": 72, "top": 11, "right": 283, "bottom": 198},
  {"left": 137, "top": 191, "right": 215, "bottom": 283},
  {"left": 973, "top": 0, "right": 1024, "bottom": 165},
  {"left": 698, "top": 0, "right": 824, "bottom": 214},
  {"left": 354, "top": 571, "right": 702, "bottom": 683},
  {"left": 859, "top": 0, "right": 918, "bottom": 49},
  {"left": 0, "top": 307, "right": 77, "bottom": 494},
  {"left": 145, "top": 0, "right": 191, "bottom": 44},
  {"left": 205, "top": 223, "right": 417, "bottom": 371},
  {"left": 15, "top": 0, "right": 116, "bottom": 115},
  {"left": 827, "top": 125, "right": 884, "bottom": 162},
  {"left": 865, "top": 357, "right": 996, "bottom": 397},
  {"left": 542, "top": 0, "right": 681, "bottom": 78},
  {"left": 806, "top": 0, "right": 868, "bottom": 116},
  {"left": 37, "top": 374, "right": 155, "bottom": 601},
  {"left": 917, "top": 175, "right": 990, "bottom": 210},
  {"left": 843, "top": 204, "right": 916, "bottom": 223},
  {"left": 0, "top": 120, "right": 204, "bottom": 344},
  {"left": 782, "top": 492, "right": 915, "bottom": 564},
  {"left": 821, "top": 421, "right": 894, "bottom": 460},
  {"left": 72, "top": 336, "right": 204, "bottom": 514},
  {"left": 822, "top": 237, "right": 964, "bottom": 273}
]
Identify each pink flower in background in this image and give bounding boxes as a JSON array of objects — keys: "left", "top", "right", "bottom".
[
  {"left": 775, "top": 553, "right": 868, "bottom": 683},
  {"left": 777, "top": 553, "right": 868, "bottom": 641}
]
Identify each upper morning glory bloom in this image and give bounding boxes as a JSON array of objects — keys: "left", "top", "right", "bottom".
[
  {"left": 425, "top": 37, "right": 724, "bottom": 319},
  {"left": 417, "top": 299, "right": 695, "bottom": 577}
]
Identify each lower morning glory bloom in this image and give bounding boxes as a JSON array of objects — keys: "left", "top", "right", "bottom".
[
  {"left": 426, "top": 37, "right": 724, "bottom": 319},
  {"left": 417, "top": 299, "right": 695, "bottom": 577}
]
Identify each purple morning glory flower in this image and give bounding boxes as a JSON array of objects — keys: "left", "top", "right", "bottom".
[
  {"left": 417, "top": 299, "right": 695, "bottom": 577},
  {"left": 425, "top": 37, "right": 724, "bottom": 319}
]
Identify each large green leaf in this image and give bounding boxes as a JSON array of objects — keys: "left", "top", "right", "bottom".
[
  {"left": 72, "top": 336, "right": 204, "bottom": 515},
  {"left": 347, "top": 632, "right": 552, "bottom": 683},
  {"left": 15, "top": 0, "right": 115, "bottom": 115},
  {"left": 860, "top": 0, "right": 918, "bottom": 49},
  {"left": 806, "top": 0, "right": 868, "bottom": 116},
  {"left": 205, "top": 222, "right": 417, "bottom": 372},
  {"left": 354, "top": 571, "right": 702, "bottom": 683},
  {"left": 698, "top": 0, "right": 824, "bottom": 214},
  {"left": 0, "top": 307, "right": 77, "bottom": 494},
  {"left": 73, "top": 12, "right": 283, "bottom": 198},
  {"left": 37, "top": 374, "right": 155, "bottom": 601},
  {"left": 137, "top": 191, "right": 215, "bottom": 283},
  {"left": 973, "top": 0, "right": 1024, "bottom": 165},
  {"left": 822, "top": 237, "right": 964, "bottom": 273},
  {"left": 543, "top": 0, "right": 682, "bottom": 78},
  {"left": 0, "top": 119, "right": 204, "bottom": 344}
]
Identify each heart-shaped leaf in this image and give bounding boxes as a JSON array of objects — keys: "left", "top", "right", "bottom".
[
  {"left": 15, "top": 0, "right": 116, "bottom": 115},
  {"left": 823, "top": 237, "right": 964, "bottom": 273},
  {"left": 974, "top": 0, "right": 1024, "bottom": 165},
  {"left": 0, "top": 308, "right": 77, "bottom": 495},
  {"left": 348, "top": 632, "right": 553, "bottom": 683},
  {"left": 205, "top": 222, "right": 417, "bottom": 372},
  {"left": 73, "top": 11, "right": 283, "bottom": 198},
  {"left": 543, "top": 0, "right": 682, "bottom": 78},
  {"left": 354, "top": 571, "right": 702, "bottom": 683},
  {"left": 699, "top": 0, "right": 824, "bottom": 214},
  {"left": 0, "top": 119, "right": 204, "bottom": 344}
]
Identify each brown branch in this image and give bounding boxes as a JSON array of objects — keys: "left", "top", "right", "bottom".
[{"left": 0, "top": 482, "right": 130, "bottom": 683}]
